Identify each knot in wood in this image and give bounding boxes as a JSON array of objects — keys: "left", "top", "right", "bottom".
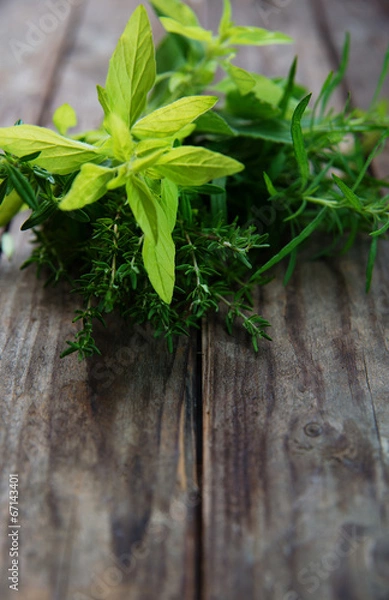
[{"left": 303, "top": 422, "right": 323, "bottom": 438}]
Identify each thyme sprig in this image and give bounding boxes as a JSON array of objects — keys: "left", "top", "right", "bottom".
[{"left": 0, "top": 0, "right": 388, "bottom": 358}]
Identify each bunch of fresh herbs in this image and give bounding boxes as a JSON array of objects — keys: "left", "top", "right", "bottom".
[{"left": 0, "top": 0, "right": 388, "bottom": 358}]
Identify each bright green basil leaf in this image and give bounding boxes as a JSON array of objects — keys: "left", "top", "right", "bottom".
[
  {"left": 159, "top": 17, "right": 213, "bottom": 43},
  {"left": 105, "top": 5, "right": 156, "bottom": 127},
  {"left": 161, "top": 178, "right": 178, "bottom": 232},
  {"left": 194, "top": 111, "right": 236, "bottom": 136},
  {"left": 59, "top": 164, "right": 114, "bottom": 211},
  {"left": 126, "top": 176, "right": 159, "bottom": 243},
  {"left": 226, "top": 64, "right": 256, "bottom": 95},
  {"left": 149, "top": 0, "right": 199, "bottom": 26},
  {"left": 52, "top": 103, "right": 77, "bottom": 136},
  {"left": 132, "top": 96, "right": 217, "bottom": 139},
  {"left": 228, "top": 25, "right": 292, "bottom": 46},
  {"left": 154, "top": 146, "right": 244, "bottom": 186},
  {"left": 0, "top": 124, "right": 101, "bottom": 174},
  {"left": 0, "top": 189, "right": 24, "bottom": 227}
]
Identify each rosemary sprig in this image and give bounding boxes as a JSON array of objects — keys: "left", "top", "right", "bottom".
[{"left": 0, "top": 0, "right": 388, "bottom": 358}]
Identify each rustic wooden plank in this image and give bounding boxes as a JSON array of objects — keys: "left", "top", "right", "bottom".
[
  {"left": 203, "top": 244, "right": 389, "bottom": 600},
  {"left": 0, "top": 1, "right": 201, "bottom": 599},
  {"left": 0, "top": 0, "right": 83, "bottom": 126},
  {"left": 0, "top": 221, "right": 200, "bottom": 599},
  {"left": 201, "top": 1, "right": 389, "bottom": 599},
  {"left": 312, "top": 0, "right": 389, "bottom": 110},
  {"left": 314, "top": 0, "right": 389, "bottom": 184}
]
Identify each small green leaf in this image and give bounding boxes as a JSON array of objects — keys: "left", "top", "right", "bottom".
[
  {"left": 105, "top": 5, "right": 156, "bottom": 127},
  {"left": 370, "top": 43, "right": 389, "bottom": 108},
  {"left": 283, "top": 247, "right": 297, "bottom": 285},
  {"left": 219, "top": 0, "right": 233, "bottom": 36},
  {"left": 59, "top": 164, "right": 114, "bottom": 211},
  {"left": 320, "top": 33, "right": 350, "bottom": 115},
  {"left": 0, "top": 124, "right": 101, "bottom": 174},
  {"left": 21, "top": 200, "right": 57, "bottom": 230},
  {"left": 226, "top": 64, "right": 256, "bottom": 95},
  {"left": 254, "top": 208, "right": 327, "bottom": 277},
  {"left": 18, "top": 151, "right": 42, "bottom": 163},
  {"left": 332, "top": 174, "right": 363, "bottom": 211},
  {"left": 106, "top": 113, "right": 133, "bottom": 161},
  {"left": 159, "top": 17, "right": 213, "bottom": 43},
  {"left": 279, "top": 56, "right": 297, "bottom": 117},
  {"left": 5, "top": 164, "right": 38, "bottom": 209},
  {"left": 0, "top": 178, "right": 8, "bottom": 204},
  {"left": 227, "top": 25, "right": 292, "bottom": 46},
  {"left": 132, "top": 96, "right": 217, "bottom": 139},
  {"left": 53, "top": 103, "right": 77, "bottom": 136},
  {"left": 154, "top": 146, "right": 244, "bottom": 186},
  {"left": 263, "top": 172, "right": 278, "bottom": 196},
  {"left": 126, "top": 176, "right": 159, "bottom": 243},
  {"left": 97, "top": 84, "right": 110, "bottom": 117},
  {"left": 370, "top": 219, "right": 389, "bottom": 238},
  {"left": 291, "top": 94, "right": 311, "bottom": 189},
  {"left": 149, "top": 0, "right": 199, "bottom": 26}
]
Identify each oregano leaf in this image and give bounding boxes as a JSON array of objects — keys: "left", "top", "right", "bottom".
[
  {"left": 59, "top": 164, "right": 114, "bottom": 211},
  {"left": 105, "top": 5, "right": 156, "bottom": 127},
  {"left": 126, "top": 176, "right": 159, "bottom": 244},
  {"left": 132, "top": 96, "right": 218, "bottom": 139},
  {"left": 0, "top": 124, "right": 101, "bottom": 174},
  {"left": 53, "top": 103, "right": 77, "bottom": 136},
  {"left": 154, "top": 146, "right": 244, "bottom": 186}
]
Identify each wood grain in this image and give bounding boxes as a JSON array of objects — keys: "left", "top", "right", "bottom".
[
  {"left": 0, "top": 1, "right": 200, "bottom": 599},
  {"left": 1, "top": 1, "right": 389, "bottom": 599},
  {"left": 201, "top": 1, "right": 389, "bottom": 599},
  {"left": 0, "top": 0, "right": 83, "bottom": 127}
]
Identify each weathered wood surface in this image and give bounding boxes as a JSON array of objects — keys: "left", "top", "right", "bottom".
[
  {"left": 203, "top": 2, "right": 389, "bottom": 599},
  {"left": 0, "top": 1, "right": 389, "bottom": 599}
]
